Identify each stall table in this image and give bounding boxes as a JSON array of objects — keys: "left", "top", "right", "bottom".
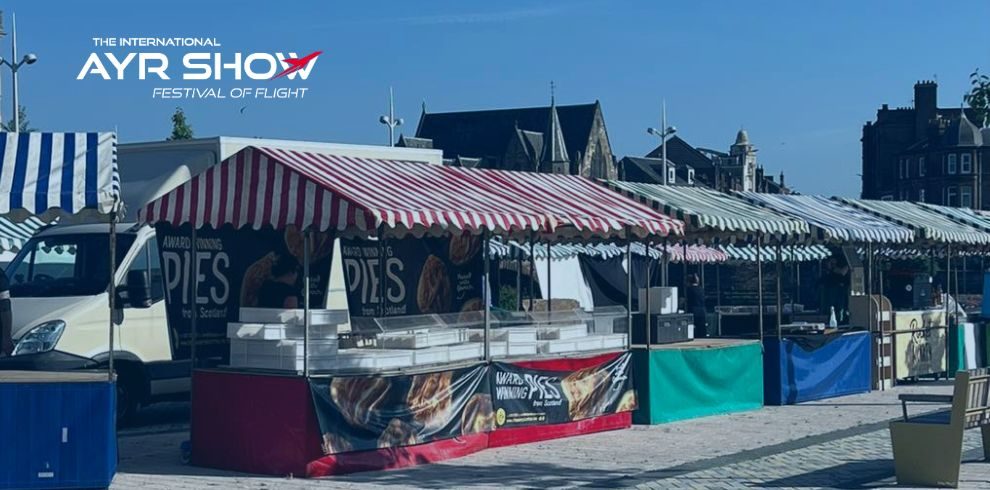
[
  {"left": 632, "top": 339, "right": 763, "bottom": 424},
  {"left": 762, "top": 329, "right": 872, "bottom": 405}
]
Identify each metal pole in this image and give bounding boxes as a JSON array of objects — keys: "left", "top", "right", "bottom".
[
  {"left": 945, "top": 245, "right": 951, "bottom": 373},
  {"left": 515, "top": 256, "right": 522, "bottom": 311},
  {"left": 483, "top": 230, "right": 491, "bottom": 361},
  {"left": 790, "top": 243, "right": 797, "bottom": 312},
  {"left": 107, "top": 207, "right": 117, "bottom": 381},
  {"left": 662, "top": 100, "right": 668, "bottom": 183},
  {"left": 716, "top": 263, "right": 722, "bottom": 336},
  {"left": 867, "top": 243, "right": 874, "bottom": 333},
  {"left": 529, "top": 233, "right": 535, "bottom": 310},
  {"left": 10, "top": 13, "right": 18, "bottom": 131},
  {"left": 682, "top": 241, "right": 688, "bottom": 291},
  {"left": 546, "top": 241, "right": 552, "bottom": 312},
  {"left": 644, "top": 241, "right": 651, "bottom": 349},
  {"left": 757, "top": 234, "right": 764, "bottom": 342},
  {"left": 662, "top": 237, "right": 669, "bottom": 287},
  {"left": 377, "top": 225, "right": 385, "bottom": 317},
  {"left": 775, "top": 242, "right": 783, "bottom": 337},
  {"left": 626, "top": 236, "right": 634, "bottom": 348},
  {"left": 190, "top": 225, "right": 198, "bottom": 370},
  {"left": 303, "top": 230, "right": 311, "bottom": 376}
]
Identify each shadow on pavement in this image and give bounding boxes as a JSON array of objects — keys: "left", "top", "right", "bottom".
[{"left": 757, "top": 459, "right": 895, "bottom": 488}]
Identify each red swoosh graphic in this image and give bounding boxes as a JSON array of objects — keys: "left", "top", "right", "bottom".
[{"left": 271, "top": 50, "right": 323, "bottom": 80}]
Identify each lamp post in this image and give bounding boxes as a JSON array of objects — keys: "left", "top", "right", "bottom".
[
  {"left": 647, "top": 100, "right": 677, "bottom": 184},
  {"left": 378, "top": 86, "right": 403, "bottom": 147},
  {"left": 0, "top": 13, "right": 38, "bottom": 132}
]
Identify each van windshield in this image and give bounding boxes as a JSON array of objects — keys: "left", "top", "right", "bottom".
[{"left": 5, "top": 234, "right": 136, "bottom": 297}]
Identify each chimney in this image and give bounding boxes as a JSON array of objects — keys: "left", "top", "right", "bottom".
[
  {"left": 914, "top": 81, "right": 937, "bottom": 139},
  {"left": 779, "top": 171, "right": 785, "bottom": 189}
]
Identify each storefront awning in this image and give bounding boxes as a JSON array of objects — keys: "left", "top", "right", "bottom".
[
  {"left": 836, "top": 198, "right": 990, "bottom": 246},
  {"left": 604, "top": 181, "right": 807, "bottom": 241},
  {"left": 0, "top": 216, "right": 49, "bottom": 252},
  {"left": 738, "top": 193, "right": 914, "bottom": 244},
  {"left": 918, "top": 202, "right": 990, "bottom": 234},
  {"left": 719, "top": 244, "right": 832, "bottom": 263},
  {"left": 0, "top": 132, "right": 119, "bottom": 220},
  {"left": 138, "top": 146, "right": 683, "bottom": 240},
  {"left": 489, "top": 240, "right": 726, "bottom": 263}
]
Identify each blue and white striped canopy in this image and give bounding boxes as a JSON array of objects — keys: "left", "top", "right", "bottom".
[
  {"left": 837, "top": 198, "right": 990, "bottom": 245},
  {"left": 0, "top": 216, "right": 48, "bottom": 252},
  {"left": 738, "top": 193, "right": 914, "bottom": 244},
  {"left": 719, "top": 244, "right": 832, "bottom": 263},
  {"left": 0, "top": 132, "right": 119, "bottom": 221}
]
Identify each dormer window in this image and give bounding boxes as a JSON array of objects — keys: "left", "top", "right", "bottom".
[
  {"left": 687, "top": 169, "right": 695, "bottom": 185},
  {"left": 667, "top": 167, "right": 676, "bottom": 184},
  {"left": 918, "top": 156, "right": 926, "bottom": 177}
]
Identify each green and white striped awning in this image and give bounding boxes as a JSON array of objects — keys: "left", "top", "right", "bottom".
[
  {"left": 0, "top": 216, "right": 48, "bottom": 252},
  {"left": 719, "top": 244, "right": 832, "bottom": 263},
  {"left": 918, "top": 203, "right": 990, "bottom": 235},
  {"left": 605, "top": 181, "right": 809, "bottom": 242},
  {"left": 488, "top": 239, "right": 727, "bottom": 263},
  {"left": 837, "top": 198, "right": 990, "bottom": 245},
  {"left": 739, "top": 193, "right": 915, "bottom": 244}
]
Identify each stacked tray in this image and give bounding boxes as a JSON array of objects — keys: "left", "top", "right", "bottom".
[
  {"left": 537, "top": 323, "right": 589, "bottom": 340},
  {"left": 228, "top": 308, "right": 347, "bottom": 371},
  {"left": 227, "top": 322, "right": 338, "bottom": 341},
  {"left": 332, "top": 349, "right": 415, "bottom": 371},
  {"left": 378, "top": 329, "right": 463, "bottom": 349}
]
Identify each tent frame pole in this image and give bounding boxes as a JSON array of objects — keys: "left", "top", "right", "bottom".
[
  {"left": 775, "top": 241, "right": 783, "bottom": 338},
  {"left": 529, "top": 232, "right": 535, "bottom": 310},
  {"left": 757, "top": 233, "right": 764, "bottom": 343},
  {"left": 377, "top": 225, "right": 386, "bottom": 317},
  {"left": 643, "top": 240, "right": 651, "bottom": 349},
  {"left": 303, "top": 229, "right": 311, "bottom": 377},
  {"left": 107, "top": 207, "right": 118, "bottom": 382},
  {"left": 516, "top": 256, "right": 522, "bottom": 311},
  {"left": 483, "top": 230, "right": 491, "bottom": 361},
  {"left": 626, "top": 232, "right": 634, "bottom": 349},
  {"left": 546, "top": 241, "right": 552, "bottom": 312},
  {"left": 190, "top": 225, "right": 198, "bottom": 371}
]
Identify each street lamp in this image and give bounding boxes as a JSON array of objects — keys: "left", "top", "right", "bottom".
[
  {"left": 647, "top": 100, "right": 676, "bottom": 183},
  {"left": 0, "top": 13, "right": 38, "bottom": 131},
  {"left": 379, "top": 86, "right": 403, "bottom": 147}
]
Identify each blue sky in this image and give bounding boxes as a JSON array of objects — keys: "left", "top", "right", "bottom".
[{"left": 3, "top": 0, "right": 989, "bottom": 196}]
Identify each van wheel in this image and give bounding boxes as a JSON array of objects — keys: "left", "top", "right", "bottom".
[{"left": 115, "top": 368, "right": 142, "bottom": 424}]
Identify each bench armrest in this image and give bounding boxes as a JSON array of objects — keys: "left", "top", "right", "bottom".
[{"left": 899, "top": 394, "right": 953, "bottom": 421}]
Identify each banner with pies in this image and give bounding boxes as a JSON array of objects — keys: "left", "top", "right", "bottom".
[
  {"left": 340, "top": 234, "right": 485, "bottom": 319},
  {"left": 154, "top": 224, "right": 334, "bottom": 362},
  {"left": 490, "top": 352, "right": 636, "bottom": 428},
  {"left": 308, "top": 363, "right": 492, "bottom": 454}
]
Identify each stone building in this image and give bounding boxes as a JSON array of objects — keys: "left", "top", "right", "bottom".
[
  {"left": 862, "top": 81, "right": 990, "bottom": 207},
  {"left": 406, "top": 98, "right": 617, "bottom": 179}
]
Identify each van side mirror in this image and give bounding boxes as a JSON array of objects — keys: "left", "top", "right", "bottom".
[{"left": 123, "top": 270, "right": 153, "bottom": 308}]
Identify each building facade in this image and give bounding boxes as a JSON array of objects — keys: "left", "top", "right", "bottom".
[{"left": 862, "top": 81, "right": 990, "bottom": 207}]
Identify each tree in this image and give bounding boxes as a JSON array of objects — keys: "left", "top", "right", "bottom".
[
  {"left": 1, "top": 106, "right": 36, "bottom": 132},
  {"left": 167, "top": 107, "right": 194, "bottom": 140},
  {"left": 964, "top": 69, "right": 990, "bottom": 128}
]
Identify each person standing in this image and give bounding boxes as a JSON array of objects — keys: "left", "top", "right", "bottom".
[
  {"left": 685, "top": 273, "right": 709, "bottom": 337},
  {"left": 258, "top": 254, "right": 302, "bottom": 309}
]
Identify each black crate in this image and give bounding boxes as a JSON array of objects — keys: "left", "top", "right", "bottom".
[{"left": 631, "top": 313, "right": 692, "bottom": 344}]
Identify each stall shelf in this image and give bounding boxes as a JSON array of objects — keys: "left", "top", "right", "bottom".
[
  {"left": 632, "top": 339, "right": 763, "bottom": 424},
  {"left": 139, "top": 145, "right": 682, "bottom": 477},
  {"left": 0, "top": 132, "right": 120, "bottom": 489}
]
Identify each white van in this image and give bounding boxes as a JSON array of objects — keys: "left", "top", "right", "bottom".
[{"left": 0, "top": 137, "right": 442, "bottom": 419}]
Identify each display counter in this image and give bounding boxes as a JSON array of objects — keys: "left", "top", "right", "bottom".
[
  {"left": 631, "top": 339, "right": 763, "bottom": 424},
  {"left": 192, "top": 307, "right": 635, "bottom": 476},
  {"left": 763, "top": 329, "right": 872, "bottom": 405}
]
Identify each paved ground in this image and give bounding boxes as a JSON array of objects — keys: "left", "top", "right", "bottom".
[{"left": 112, "top": 382, "right": 990, "bottom": 489}]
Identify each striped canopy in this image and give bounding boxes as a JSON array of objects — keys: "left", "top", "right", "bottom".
[
  {"left": 837, "top": 198, "right": 990, "bottom": 245},
  {"left": 605, "top": 181, "right": 807, "bottom": 241},
  {"left": 0, "top": 132, "right": 119, "bottom": 220},
  {"left": 139, "top": 146, "right": 682, "bottom": 240},
  {"left": 738, "top": 193, "right": 914, "bottom": 244},
  {"left": 467, "top": 171, "right": 683, "bottom": 240},
  {"left": 719, "top": 244, "right": 832, "bottom": 263},
  {"left": 0, "top": 216, "right": 48, "bottom": 252},
  {"left": 918, "top": 203, "right": 990, "bottom": 234},
  {"left": 489, "top": 240, "right": 726, "bottom": 263}
]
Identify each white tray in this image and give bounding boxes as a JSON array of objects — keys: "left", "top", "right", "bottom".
[
  {"left": 538, "top": 339, "right": 578, "bottom": 354},
  {"left": 466, "top": 327, "right": 538, "bottom": 343},
  {"left": 239, "top": 308, "right": 347, "bottom": 326},
  {"left": 448, "top": 342, "right": 483, "bottom": 362},
  {"left": 332, "top": 349, "right": 414, "bottom": 370},
  {"left": 228, "top": 351, "right": 337, "bottom": 371},
  {"left": 378, "top": 330, "right": 462, "bottom": 349},
  {"left": 227, "top": 322, "right": 338, "bottom": 341},
  {"left": 537, "top": 323, "right": 588, "bottom": 340},
  {"left": 600, "top": 334, "right": 627, "bottom": 350},
  {"left": 230, "top": 339, "right": 338, "bottom": 358},
  {"left": 575, "top": 336, "right": 604, "bottom": 351},
  {"left": 412, "top": 346, "right": 449, "bottom": 365}
]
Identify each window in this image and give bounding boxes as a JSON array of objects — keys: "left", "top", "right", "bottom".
[
  {"left": 961, "top": 186, "right": 973, "bottom": 208},
  {"left": 687, "top": 168, "right": 695, "bottom": 185},
  {"left": 667, "top": 167, "right": 676, "bottom": 184},
  {"left": 7, "top": 234, "right": 136, "bottom": 298},
  {"left": 919, "top": 189, "right": 926, "bottom": 202},
  {"left": 961, "top": 153, "right": 972, "bottom": 174},
  {"left": 919, "top": 156, "right": 926, "bottom": 177},
  {"left": 948, "top": 154, "right": 957, "bottom": 174},
  {"left": 947, "top": 186, "right": 958, "bottom": 206},
  {"left": 124, "top": 238, "right": 165, "bottom": 303},
  {"left": 899, "top": 158, "right": 905, "bottom": 179}
]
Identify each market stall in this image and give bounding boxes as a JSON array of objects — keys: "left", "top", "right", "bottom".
[
  {"left": 138, "top": 146, "right": 682, "bottom": 477},
  {"left": 0, "top": 132, "right": 120, "bottom": 489},
  {"left": 606, "top": 182, "right": 810, "bottom": 420},
  {"left": 740, "top": 193, "right": 916, "bottom": 400},
  {"left": 837, "top": 198, "right": 990, "bottom": 383}
]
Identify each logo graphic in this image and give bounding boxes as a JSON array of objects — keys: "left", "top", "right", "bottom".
[{"left": 271, "top": 51, "right": 322, "bottom": 79}]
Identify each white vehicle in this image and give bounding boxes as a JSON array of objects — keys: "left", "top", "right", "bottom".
[{"left": 0, "top": 137, "right": 441, "bottom": 419}]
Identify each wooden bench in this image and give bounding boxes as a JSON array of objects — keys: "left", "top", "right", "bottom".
[{"left": 889, "top": 368, "right": 990, "bottom": 487}]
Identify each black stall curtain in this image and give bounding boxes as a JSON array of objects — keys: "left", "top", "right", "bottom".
[{"left": 578, "top": 255, "right": 660, "bottom": 310}]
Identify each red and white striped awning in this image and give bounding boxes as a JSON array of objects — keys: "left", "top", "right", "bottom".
[
  {"left": 460, "top": 169, "right": 684, "bottom": 240},
  {"left": 137, "top": 146, "right": 682, "bottom": 240}
]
